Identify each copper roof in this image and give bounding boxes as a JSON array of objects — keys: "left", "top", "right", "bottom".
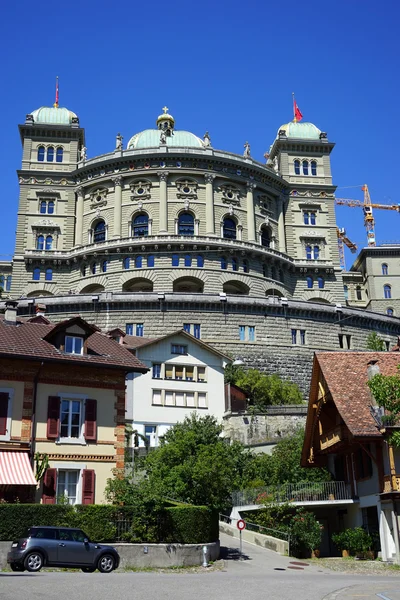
[{"left": 0, "top": 317, "right": 148, "bottom": 372}]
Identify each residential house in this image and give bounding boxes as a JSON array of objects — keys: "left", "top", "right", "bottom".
[
  {"left": 118, "top": 330, "right": 229, "bottom": 448},
  {"left": 0, "top": 302, "right": 147, "bottom": 504},
  {"left": 301, "top": 351, "right": 400, "bottom": 562}
]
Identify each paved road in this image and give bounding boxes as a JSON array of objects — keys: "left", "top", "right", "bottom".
[{"left": 1, "top": 533, "right": 400, "bottom": 600}]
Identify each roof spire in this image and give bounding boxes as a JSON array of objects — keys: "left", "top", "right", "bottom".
[{"left": 53, "top": 76, "right": 59, "bottom": 108}]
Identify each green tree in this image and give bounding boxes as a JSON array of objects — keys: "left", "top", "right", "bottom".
[
  {"left": 368, "top": 368, "right": 400, "bottom": 446},
  {"left": 227, "top": 367, "right": 303, "bottom": 409},
  {"left": 366, "top": 332, "right": 386, "bottom": 351}
]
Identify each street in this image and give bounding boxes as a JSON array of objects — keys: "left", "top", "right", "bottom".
[{"left": 1, "top": 534, "right": 400, "bottom": 600}]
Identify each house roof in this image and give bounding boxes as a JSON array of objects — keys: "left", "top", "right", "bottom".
[
  {"left": 125, "top": 329, "right": 232, "bottom": 360},
  {"left": 0, "top": 316, "right": 148, "bottom": 372},
  {"left": 123, "top": 335, "right": 158, "bottom": 349}
]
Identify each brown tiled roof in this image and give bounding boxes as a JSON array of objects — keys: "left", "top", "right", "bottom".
[
  {"left": 0, "top": 317, "right": 148, "bottom": 372},
  {"left": 314, "top": 352, "right": 400, "bottom": 437},
  {"left": 123, "top": 335, "right": 158, "bottom": 349}
]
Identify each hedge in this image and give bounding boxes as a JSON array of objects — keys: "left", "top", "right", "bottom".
[{"left": 0, "top": 504, "right": 218, "bottom": 544}]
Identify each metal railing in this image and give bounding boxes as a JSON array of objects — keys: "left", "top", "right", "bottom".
[
  {"left": 231, "top": 481, "right": 352, "bottom": 507},
  {"left": 220, "top": 513, "right": 290, "bottom": 554}
]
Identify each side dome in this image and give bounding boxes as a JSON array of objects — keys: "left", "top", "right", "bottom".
[
  {"left": 30, "top": 106, "right": 78, "bottom": 125},
  {"left": 277, "top": 121, "right": 321, "bottom": 140},
  {"left": 127, "top": 129, "right": 204, "bottom": 149}
]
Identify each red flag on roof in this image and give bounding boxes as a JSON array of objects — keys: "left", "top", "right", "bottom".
[
  {"left": 293, "top": 98, "right": 303, "bottom": 122},
  {"left": 54, "top": 77, "right": 59, "bottom": 108}
]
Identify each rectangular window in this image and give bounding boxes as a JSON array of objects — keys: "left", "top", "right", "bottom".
[
  {"left": 165, "top": 391, "right": 174, "bottom": 406},
  {"left": 338, "top": 334, "right": 344, "bottom": 349},
  {"left": 152, "top": 390, "right": 162, "bottom": 405},
  {"left": 57, "top": 470, "right": 79, "bottom": 505},
  {"left": 125, "top": 323, "right": 133, "bottom": 335},
  {"left": 135, "top": 323, "right": 144, "bottom": 337},
  {"left": 65, "top": 336, "right": 83, "bottom": 355},
  {"left": 144, "top": 425, "right": 157, "bottom": 446},
  {"left": 175, "top": 392, "right": 185, "bottom": 407},
  {"left": 171, "top": 344, "right": 187, "bottom": 355},
  {"left": 300, "top": 330, "right": 306, "bottom": 345},
  {"left": 239, "top": 326, "right": 245, "bottom": 341},
  {"left": 175, "top": 366, "right": 184, "bottom": 380},
  {"left": 303, "top": 212, "right": 309, "bottom": 225},
  {"left": 60, "top": 399, "right": 82, "bottom": 439},
  {"left": 0, "top": 390, "right": 11, "bottom": 440},
  {"left": 186, "top": 366, "right": 194, "bottom": 381},
  {"left": 165, "top": 365, "right": 173, "bottom": 379},
  {"left": 193, "top": 324, "right": 201, "bottom": 339},
  {"left": 186, "top": 392, "right": 195, "bottom": 407},
  {"left": 346, "top": 334, "right": 351, "bottom": 349},
  {"left": 183, "top": 323, "right": 191, "bottom": 333},
  {"left": 197, "top": 367, "right": 206, "bottom": 382},
  {"left": 248, "top": 326, "right": 255, "bottom": 342},
  {"left": 291, "top": 329, "right": 297, "bottom": 345},
  {"left": 198, "top": 392, "right": 207, "bottom": 408},
  {"left": 310, "top": 212, "right": 316, "bottom": 225},
  {"left": 152, "top": 364, "right": 161, "bottom": 379}
]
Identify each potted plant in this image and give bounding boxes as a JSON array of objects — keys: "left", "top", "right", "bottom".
[
  {"left": 332, "top": 528, "right": 374, "bottom": 559},
  {"left": 290, "top": 508, "right": 323, "bottom": 558},
  {"left": 332, "top": 530, "right": 350, "bottom": 557}
]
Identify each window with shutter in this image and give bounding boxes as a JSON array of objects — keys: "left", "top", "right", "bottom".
[
  {"left": 82, "top": 469, "right": 95, "bottom": 504},
  {"left": 47, "top": 396, "right": 60, "bottom": 439},
  {"left": 0, "top": 392, "right": 9, "bottom": 436},
  {"left": 84, "top": 399, "right": 97, "bottom": 442},
  {"left": 42, "top": 468, "right": 57, "bottom": 504}
]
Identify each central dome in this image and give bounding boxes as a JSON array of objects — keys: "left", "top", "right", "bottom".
[
  {"left": 30, "top": 106, "right": 78, "bottom": 125},
  {"left": 127, "top": 107, "right": 204, "bottom": 149},
  {"left": 277, "top": 121, "right": 321, "bottom": 140}
]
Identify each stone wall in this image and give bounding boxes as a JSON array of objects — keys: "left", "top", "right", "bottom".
[{"left": 223, "top": 407, "right": 307, "bottom": 446}]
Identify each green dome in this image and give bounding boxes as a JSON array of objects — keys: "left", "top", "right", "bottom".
[
  {"left": 30, "top": 106, "right": 78, "bottom": 125},
  {"left": 127, "top": 129, "right": 204, "bottom": 150},
  {"left": 277, "top": 121, "right": 321, "bottom": 140}
]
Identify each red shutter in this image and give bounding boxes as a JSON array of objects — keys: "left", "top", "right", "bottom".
[
  {"left": 0, "top": 392, "right": 9, "bottom": 436},
  {"left": 82, "top": 469, "right": 95, "bottom": 504},
  {"left": 42, "top": 468, "right": 57, "bottom": 504},
  {"left": 47, "top": 396, "right": 60, "bottom": 439},
  {"left": 84, "top": 399, "right": 97, "bottom": 442}
]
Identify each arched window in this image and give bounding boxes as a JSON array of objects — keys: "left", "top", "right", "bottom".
[
  {"left": 178, "top": 212, "right": 194, "bottom": 236},
  {"left": 310, "top": 212, "right": 316, "bottom": 225},
  {"left": 45, "top": 235, "right": 53, "bottom": 250},
  {"left": 184, "top": 254, "right": 192, "bottom": 267},
  {"left": 318, "top": 276, "right": 324, "bottom": 289},
  {"left": 260, "top": 226, "right": 271, "bottom": 248},
  {"left": 93, "top": 220, "right": 106, "bottom": 243},
  {"left": 306, "top": 245, "right": 312, "bottom": 260},
  {"left": 243, "top": 259, "right": 249, "bottom": 273},
  {"left": 344, "top": 285, "right": 349, "bottom": 300},
  {"left": 37, "top": 235, "right": 44, "bottom": 250},
  {"left": 314, "top": 245, "right": 320, "bottom": 260},
  {"left": 56, "top": 147, "right": 63, "bottom": 163},
  {"left": 48, "top": 201, "right": 54, "bottom": 214},
  {"left": 223, "top": 217, "right": 237, "bottom": 240},
  {"left": 132, "top": 213, "right": 149, "bottom": 237},
  {"left": 45, "top": 268, "right": 53, "bottom": 281},
  {"left": 147, "top": 255, "right": 155, "bottom": 268},
  {"left": 356, "top": 285, "right": 362, "bottom": 300},
  {"left": 197, "top": 255, "right": 204, "bottom": 268},
  {"left": 135, "top": 256, "right": 143, "bottom": 268},
  {"left": 303, "top": 212, "right": 309, "bottom": 225},
  {"left": 6, "top": 275, "right": 11, "bottom": 291},
  {"left": 102, "top": 260, "right": 108, "bottom": 273},
  {"left": 232, "top": 257, "right": 238, "bottom": 271},
  {"left": 221, "top": 257, "right": 227, "bottom": 270},
  {"left": 307, "top": 276, "right": 313, "bottom": 289},
  {"left": 33, "top": 268, "right": 40, "bottom": 281},
  {"left": 294, "top": 159, "right": 300, "bottom": 175},
  {"left": 47, "top": 146, "right": 54, "bottom": 162},
  {"left": 37, "top": 146, "right": 45, "bottom": 162},
  {"left": 0, "top": 275, "right": 4, "bottom": 290},
  {"left": 91, "top": 263, "right": 96, "bottom": 275},
  {"left": 382, "top": 263, "right": 388, "bottom": 275},
  {"left": 311, "top": 161, "right": 317, "bottom": 176},
  {"left": 387, "top": 307, "right": 394, "bottom": 316},
  {"left": 123, "top": 257, "right": 130, "bottom": 269},
  {"left": 172, "top": 254, "right": 179, "bottom": 267},
  {"left": 384, "top": 284, "right": 392, "bottom": 299},
  {"left": 302, "top": 160, "right": 309, "bottom": 175},
  {"left": 40, "top": 201, "right": 47, "bottom": 214}
]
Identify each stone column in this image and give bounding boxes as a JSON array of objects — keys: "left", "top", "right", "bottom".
[
  {"left": 204, "top": 174, "right": 216, "bottom": 235},
  {"left": 112, "top": 176, "right": 123, "bottom": 238},
  {"left": 277, "top": 196, "right": 286, "bottom": 253},
  {"left": 157, "top": 171, "right": 169, "bottom": 233},
  {"left": 75, "top": 187, "right": 84, "bottom": 246},
  {"left": 246, "top": 182, "right": 256, "bottom": 242}
]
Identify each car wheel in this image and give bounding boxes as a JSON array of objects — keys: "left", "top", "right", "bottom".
[
  {"left": 10, "top": 563, "right": 25, "bottom": 572},
  {"left": 81, "top": 567, "right": 96, "bottom": 573},
  {"left": 24, "top": 552, "right": 44, "bottom": 572},
  {"left": 97, "top": 554, "right": 115, "bottom": 573}
]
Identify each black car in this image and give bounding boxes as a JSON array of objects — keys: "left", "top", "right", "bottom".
[{"left": 7, "top": 526, "right": 120, "bottom": 573}]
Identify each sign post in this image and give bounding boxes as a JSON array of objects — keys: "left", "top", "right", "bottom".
[{"left": 237, "top": 519, "right": 246, "bottom": 560}]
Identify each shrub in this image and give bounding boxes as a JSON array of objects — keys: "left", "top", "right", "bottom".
[
  {"left": 289, "top": 508, "right": 323, "bottom": 555},
  {"left": 163, "top": 505, "right": 219, "bottom": 544},
  {"left": 332, "top": 527, "right": 373, "bottom": 556}
]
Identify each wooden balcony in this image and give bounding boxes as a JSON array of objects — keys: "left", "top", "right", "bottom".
[
  {"left": 320, "top": 426, "right": 344, "bottom": 451},
  {"left": 383, "top": 475, "right": 400, "bottom": 493}
]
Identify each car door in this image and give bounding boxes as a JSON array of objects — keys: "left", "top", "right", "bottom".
[
  {"left": 57, "top": 529, "right": 95, "bottom": 565},
  {"left": 31, "top": 528, "right": 59, "bottom": 564}
]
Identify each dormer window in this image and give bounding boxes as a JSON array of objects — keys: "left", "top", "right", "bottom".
[{"left": 65, "top": 335, "right": 83, "bottom": 355}]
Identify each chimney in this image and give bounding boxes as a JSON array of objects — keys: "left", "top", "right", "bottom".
[
  {"left": 4, "top": 300, "right": 18, "bottom": 325},
  {"left": 367, "top": 360, "right": 380, "bottom": 408},
  {"left": 35, "top": 303, "right": 46, "bottom": 316}
]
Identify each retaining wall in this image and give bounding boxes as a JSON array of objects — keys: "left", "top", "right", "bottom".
[{"left": 219, "top": 521, "right": 288, "bottom": 555}]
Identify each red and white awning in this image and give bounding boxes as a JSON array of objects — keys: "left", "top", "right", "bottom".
[{"left": 0, "top": 452, "right": 37, "bottom": 485}]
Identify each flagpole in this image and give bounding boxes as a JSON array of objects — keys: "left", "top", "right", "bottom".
[
  {"left": 54, "top": 76, "right": 59, "bottom": 108},
  {"left": 292, "top": 92, "right": 296, "bottom": 122}
]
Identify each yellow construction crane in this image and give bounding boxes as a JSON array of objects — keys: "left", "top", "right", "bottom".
[
  {"left": 336, "top": 227, "right": 357, "bottom": 269},
  {"left": 335, "top": 184, "right": 400, "bottom": 247}
]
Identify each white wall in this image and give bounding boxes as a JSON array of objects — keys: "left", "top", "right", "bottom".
[{"left": 126, "top": 334, "right": 227, "bottom": 446}]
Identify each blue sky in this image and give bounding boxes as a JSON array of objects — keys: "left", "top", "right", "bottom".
[{"left": 1, "top": 0, "right": 399, "bottom": 267}]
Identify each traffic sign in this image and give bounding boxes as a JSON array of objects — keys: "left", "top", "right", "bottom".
[{"left": 237, "top": 519, "right": 246, "bottom": 531}]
